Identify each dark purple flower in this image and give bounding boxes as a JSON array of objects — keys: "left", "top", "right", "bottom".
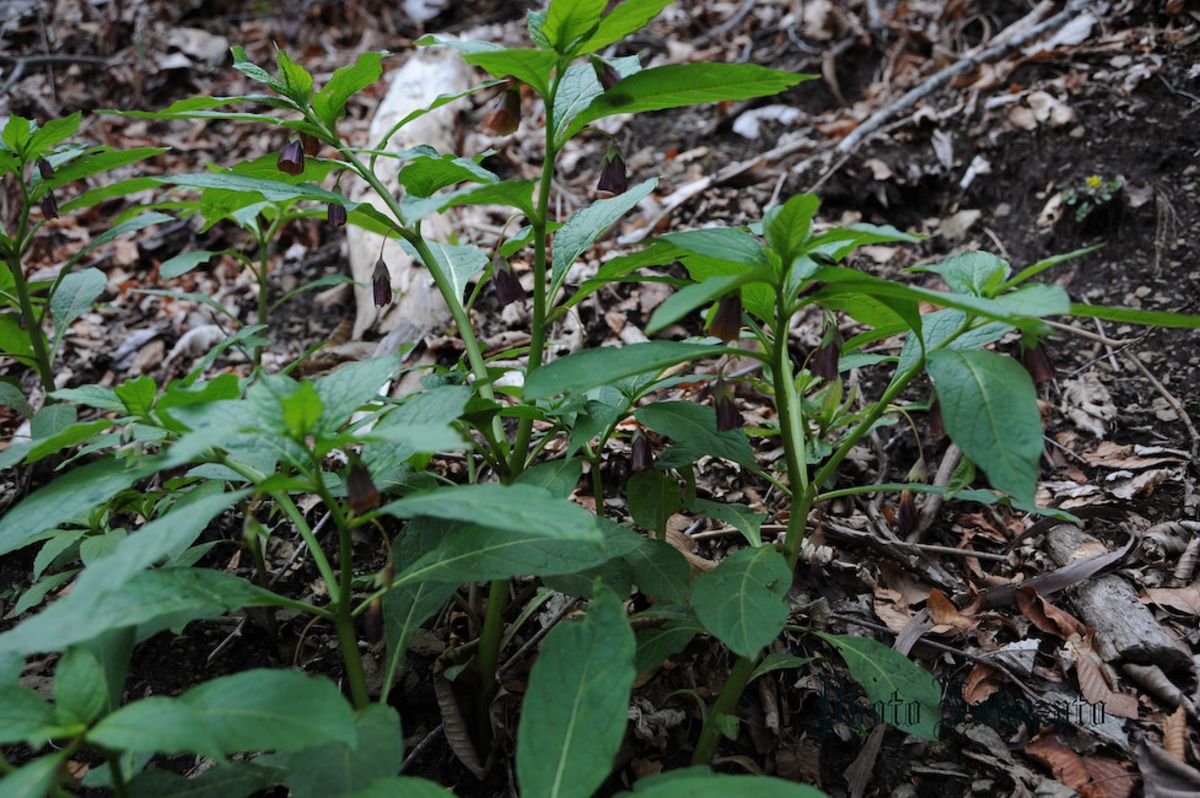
[
  {"left": 928, "top": 398, "right": 944, "bottom": 440},
  {"left": 708, "top": 292, "right": 742, "bottom": 342},
  {"left": 1021, "top": 341, "right": 1056, "bottom": 384},
  {"left": 363, "top": 599, "right": 384, "bottom": 643},
  {"left": 631, "top": 431, "right": 653, "bottom": 472},
  {"left": 809, "top": 330, "right": 841, "bottom": 381},
  {"left": 492, "top": 259, "right": 526, "bottom": 307},
  {"left": 596, "top": 148, "right": 627, "bottom": 196},
  {"left": 277, "top": 139, "right": 305, "bottom": 176},
  {"left": 347, "top": 461, "right": 381, "bottom": 515},
  {"left": 301, "top": 133, "right": 320, "bottom": 157},
  {"left": 39, "top": 190, "right": 59, "bottom": 220},
  {"left": 898, "top": 489, "right": 917, "bottom": 538},
  {"left": 327, "top": 203, "right": 347, "bottom": 228},
  {"left": 37, "top": 158, "right": 54, "bottom": 180},
  {"left": 483, "top": 88, "right": 521, "bottom": 136},
  {"left": 373, "top": 258, "right": 392, "bottom": 307},
  {"left": 592, "top": 58, "right": 622, "bottom": 91},
  {"left": 714, "top": 381, "right": 743, "bottom": 432}
]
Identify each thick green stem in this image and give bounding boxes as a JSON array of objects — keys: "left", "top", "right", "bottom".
[
  {"left": 6, "top": 249, "right": 55, "bottom": 394},
  {"left": 473, "top": 578, "right": 508, "bottom": 738},
  {"left": 691, "top": 654, "right": 755, "bottom": 765},
  {"left": 770, "top": 298, "right": 814, "bottom": 564}
]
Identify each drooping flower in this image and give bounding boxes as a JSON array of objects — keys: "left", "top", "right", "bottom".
[
  {"left": 631, "top": 431, "right": 653, "bottom": 472},
  {"left": 596, "top": 146, "right": 627, "bottom": 196},
  {"left": 36, "top": 158, "right": 53, "bottom": 180},
  {"left": 898, "top": 490, "right": 918, "bottom": 538},
  {"left": 277, "top": 139, "right": 305, "bottom": 176},
  {"left": 809, "top": 335, "right": 840, "bottom": 381},
  {"left": 347, "top": 461, "right": 380, "bottom": 515},
  {"left": 491, "top": 256, "right": 526, "bottom": 307},
  {"left": 39, "top": 191, "right": 59, "bottom": 220},
  {"left": 373, "top": 258, "right": 392, "bottom": 307},
  {"left": 708, "top": 292, "right": 742, "bottom": 342},
  {"left": 327, "top": 202, "right": 347, "bottom": 228},
  {"left": 483, "top": 87, "right": 521, "bottom": 136},
  {"left": 1021, "top": 341, "right": 1056, "bottom": 384},
  {"left": 591, "top": 57, "right": 622, "bottom": 91},
  {"left": 714, "top": 381, "right": 743, "bottom": 432}
]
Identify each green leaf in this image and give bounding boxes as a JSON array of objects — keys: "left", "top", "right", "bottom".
[
  {"left": 662, "top": 227, "right": 769, "bottom": 267},
  {"left": 0, "top": 381, "right": 32, "bottom": 418},
  {"left": 373, "top": 79, "right": 507, "bottom": 154},
  {"left": 622, "top": 767, "right": 829, "bottom": 797},
  {"left": 314, "top": 51, "right": 386, "bottom": 128},
  {"left": 380, "top": 483, "right": 599, "bottom": 541},
  {"left": 524, "top": 341, "right": 724, "bottom": 400},
  {"left": 50, "top": 267, "right": 106, "bottom": 346},
  {"left": 27, "top": 113, "right": 81, "bottom": 156},
  {"left": 0, "top": 753, "right": 66, "bottom": 798},
  {"left": 749, "top": 652, "right": 814, "bottom": 682},
  {"left": 624, "top": 537, "right": 689, "bottom": 603},
  {"left": 231, "top": 47, "right": 287, "bottom": 94},
  {"left": 51, "top": 383, "right": 125, "bottom": 412},
  {"left": 0, "top": 684, "right": 60, "bottom": 745},
  {"left": 515, "top": 458, "right": 584, "bottom": 498},
  {"left": 88, "top": 697, "right": 225, "bottom": 759},
  {"left": 342, "top": 777, "right": 456, "bottom": 798},
  {"left": 157, "top": 173, "right": 353, "bottom": 207},
  {"left": 396, "top": 150, "right": 497, "bottom": 198},
  {"left": 552, "top": 178, "right": 658, "bottom": 293},
  {"left": 125, "top": 762, "right": 283, "bottom": 798},
  {"left": 181, "top": 669, "right": 357, "bottom": 753},
  {"left": 263, "top": 704, "right": 403, "bottom": 798},
  {"left": 1069, "top": 302, "right": 1200, "bottom": 329},
  {"left": 1000, "top": 245, "right": 1102, "bottom": 290},
  {"left": 925, "top": 349, "right": 1042, "bottom": 506},
  {"left": 517, "top": 585, "right": 635, "bottom": 798},
  {"left": 381, "top": 579, "right": 456, "bottom": 702},
  {"left": 160, "top": 250, "right": 223, "bottom": 279},
  {"left": 0, "top": 313, "right": 35, "bottom": 363},
  {"left": 565, "top": 64, "right": 811, "bottom": 139},
  {"left": 634, "top": 401, "right": 756, "bottom": 469},
  {"left": 626, "top": 469, "right": 682, "bottom": 535},
  {"left": 393, "top": 523, "right": 613, "bottom": 587},
  {"left": 313, "top": 356, "right": 400, "bottom": 435},
  {"left": 400, "top": 179, "right": 537, "bottom": 223},
  {"left": 764, "top": 193, "right": 820, "bottom": 267},
  {"left": 42, "top": 147, "right": 168, "bottom": 191},
  {"left": 275, "top": 49, "right": 314, "bottom": 104},
  {"left": 912, "top": 251, "right": 1010, "bottom": 297},
  {"left": 0, "top": 458, "right": 139, "bottom": 556},
  {"left": 24, "top": 418, "right": 111, "bottom": 464},
  {"left": 576, "top": 0, "right": 675, "bottom": 53},
  {"left": 691, "top": 546, "right": 791, "bottom": 658},
  {"left": 115, "top": 375, "right": 157, "bottom": 417},
  {"left": 280, "top": 381, "right": 323, "bottom": 439},
  {"left": 552, "top": 64, "right": 604, "bottom": 144},
  {"left": 1, "top": 115, "right": 33, "bottom": 155},
  {"left": 689, "top": 498, "right": 765, "bottom": 547},
  {"left": 645, "top": 271, "right": 770, "bottom": 335},
  {"left": 31, "top": 404, "right": 76, "bottom": 439},
  {"left": 401, "top": 240, "right": 488, "bottom": 307},
  {"left": 54, "top": 646, "right": 107, "bottom": 725},
  {"left": 812, "top": 631, "right": 941, "bottom": 741},
  {"left": 994, "top": 283, "right": 1070, "bottom": 317},
  {"left": 542, "top": 0, "right": 606, "bottom": 52},
  {"left": 634, "top": 609, "right": 702, "bottom": 672},
  {"left": 463, "top": 48, "right": 557, "bottom": 96}
]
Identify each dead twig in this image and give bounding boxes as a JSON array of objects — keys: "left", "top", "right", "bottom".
[
  {"left": 910, "top": 443, "right": 962, "bottom": 542},
  {"left": 1122, "top": 351, "right": 1200, "bottom": 474}
]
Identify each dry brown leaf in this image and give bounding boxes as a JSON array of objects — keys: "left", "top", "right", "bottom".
[
  {"left": 433, "top": 675, "right": 488, "bottom": 780},
  {"left": 872, "top": 587, "right": 916, "bottom": 632},
  {"left": 1141, "top": 587, "right": 1200, "bottom": 616},
  {"left": 962, "top": 663, "right": 1003, "bottom": 705},
  {"left": 1105, "top": 468, "right": 1179, "bottom": 501},
  {"left": 1068, "top": 637, "right": 1139, "bottom": 719},
  {"left": 1015, "top": 586, "right": 1088, "bottom": 640},
  {"left": 1122, "top": 663, "right": 1189, "bottom": 711},
  {"left": 927, "top": 588, "right": 977, "bottom": 633},
  {"left": 1163, "top": 706, "right": 1187, "bottom": 763},
  {"left": 1080, "top": 756, "right": 1137, "bottom": 798},
  {"left": 1081, "top": 441, "right": 1186, "bottom": 470},
  {"left": 1026, "top": 733, "right": 1092, "bottom": 792}
]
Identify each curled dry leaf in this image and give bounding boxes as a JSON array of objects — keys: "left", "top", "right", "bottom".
[
  {"left": 962, "top": 663, "right": 1003, "bottom": 705},
  {"left": 1015, "top": 586, "right": 1088, "bottom": 640},
  {"left": 1121, "top": 663, "right": 1189, "bottom": 711},
  {"left": 1172, "top": 538, "right": 1199, "bottom": 584},
  {"left": 1067, "top": 636, "right": 1139, "bottom": 719},
  {"left": 1105, "top": 467, "right": 1179, "bottom": 501},
  {"left": 1082, "top": 442, "right": 1187, "bottom": 470},
  {"left": 1061, "top": 374, "right": 1117, "bottom": 439},
  {"left": 1026, "top": 734, "right": 1136, "bottom": 798},
  {"left": 927, "top": 588, "right": 977, "bottom": 634},
  {"left": 1163, "top": 706, "right": 1187, "bottom": 763},
  {"left": 1141, "top": 586, "right": 1200, "bottom": 616}
]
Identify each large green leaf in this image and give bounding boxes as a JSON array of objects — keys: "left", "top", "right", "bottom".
[
  {"left": 764, "top": 193, "right": 820, "bottom": 267},
  {"left": 524, "top": 341, "right": 725, "bottom": 400},
  {"left": 342, "top": 778, "right": 456, "bottom": 798},
  {"left": 541, "top": 0, "right": 607, "bottom": 52},
  {"left": 626, "top": 469, "right": 682, "bottom": 536},
  {"left": 125, "top": 762, "right": 283, "bottom": 798},
  {"left": 380, "top": 483, "right": 598, "bottom": 541},
  {"left": 634, "top": 609, "right": 703, "bottom": 672},
  {"left": 690, "top": 498, "right": 765, "bottom": 548},
  {"left": 156, "top": 173, "right": 353, "bottom": 207},
  {"left": 812, "top": 631, "right": 941, "bottom": 741},
  {"left": 551, "top": 178, "right": 657, "bottom": 293},
  {"left": 691, "top": 546, "right": 791, "bottom": 658},
  {"left": 925, "top": 349, "right": 1042, "bottom": 506},
  {"left": 401, "top": 240, "right": 488, "bottom": 307},
  {"left": 517, "top": 585, "right": 635, "bottom": 798},
  {"left": 42, "top": 147, "right": 168, "bottom": 191},
  {"left": 645, "top": 271, "right": 770, "bottom": 335},
  {"left": 0, "top": 458, "right": 139, "bottom": 556},
  {"left": 0, "top": 753, "right": 66, "bottom": 798},
  {"left": 51, "top": 267, "right": 106, "bottom": 347},
  {"left": 53, "top": 647, "right": 107, "bottom": 725},
  {"left": 88, "top": 697, "right": 225, "bottom": 759},
  {"left": 621, "top": 767, "right": 828, "bottom": 797},
  {"left": 911, "top": 251, "right": 1010, "bottom": 297},
  {"left": 314, "top": 51, "right": 387, "bottom": 128},
  {"left": 396, "top": 150, "right": 497, "bottom": 198},
  {"left": 0, "top": 685, "right": 60, "bottom": 745},
  {"left": 313, "top": 356, "right": 400, "bottom": 435},
  {"left": 180, "top": 669, "right": 357, "bottom": 753},
  {"left": 576, "top": 0, "right": 674, "bottom": 53},
  {"left": 565, "top": 63, "right": 811, "bottom": 139},
  {"left": 393, "top": 524, "right": 613, "bottom": 587},
  {"left": 262, "top": 704, "right": 403, "bottom": 798},
  {"left": 381, "top": 579, "right": 456, "bottom": 702},
  {"left": 624, "top": 537, "right": 689, "bottom": 603},
  {"left": 463, "top": 48, "right": 557, "bottom": 96},
  {"left": 661, "top": 227, "right": 770, "bottom": 268},
  {"left": 634, "top": 401, "right": 756, "bottom": 469}
]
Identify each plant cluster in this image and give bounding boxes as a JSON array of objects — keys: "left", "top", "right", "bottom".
[
  {"left": 1061, "top": 173, "right": 1123, "bottom": 223},
  {"left": 2, "top": 2, "right": 1199, "bottom": 797}
]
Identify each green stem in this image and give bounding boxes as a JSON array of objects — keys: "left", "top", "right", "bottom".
[
  {"left": 6, "top": 186, "right": 55, "bottom": 394},
  {"left": 510, "top": 77, "right": 560, "bottom": 477},
  {"left": 105, "top": 751, "right": 129, "bottom": 798},
  {"left": 770, "top": 297, "right": 812, "bottom": 564},
  {"left": 690, "top": 654, "right": 755, "bottom": 765},
  {"left": 473, "top": 578, "right": 508, "bottom": 735}
]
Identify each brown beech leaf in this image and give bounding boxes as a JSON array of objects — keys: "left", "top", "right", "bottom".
[
  {"left": 962, "top": 663, "right": 1003, "bottom": 705},
  {"left": 1163, "top": 706, "right": 1187, "bottom": 763},
  {"left": 1015, "top": 586, "right": 1088, "bottom": 640},
  {"left": 1068, "top": 637, "right": 1139, "bottom": 719},
  {"left": 1026, "top": 733, "right": 1092, "bottom": 792},
  {"left": 927, "top": 588, "right": 976, "bottom": 633},
  {"left": 1081, "top": 756, "right": 1137, "bottom": 798},
  {"left": 1141, "top": 586, "right": 1200, "bottom": 616}
]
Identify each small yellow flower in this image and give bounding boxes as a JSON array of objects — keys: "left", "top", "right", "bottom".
[{"left": 1085, "top": 175, "right": 1103, "bottom": 189}]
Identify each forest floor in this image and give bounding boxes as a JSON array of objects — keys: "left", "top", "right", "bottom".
[{"left": 2, "top": 0, "right": 1199, "bottom": 796}]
